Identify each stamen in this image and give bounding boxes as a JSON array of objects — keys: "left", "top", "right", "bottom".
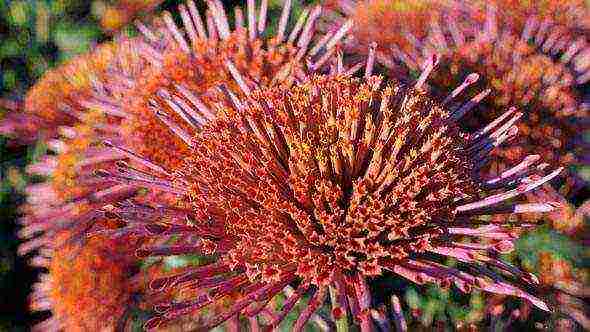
[
  {"left": 442, "top": 73, "right": 479, "bottom": 106},
  {"left": 257, "top": 0, "right": 268, "bottom": 34},
  {"left": 324, "top": 19, "right": 353, "bottom": 51},
  {"left": 456, "top": 167, "right": 563, "bottom": 212},
  {"left": 152, "top": 107, "right": 194, "bottom": 147},
  {"left": 247, "top": 0, "right": 256, "bottom": 41},
  {"left": 293, "top": 287, "right": 327, "bottom": 332},
  {"left": 134, "top": 20, "right": 159, "bottom": 44},
  {"left": 287, "top": 7, "right": 310, "bottom": 44},
  {"left": 391, "top": 295, "right": 408, "bottom": 332},
  {"left": 364, "top": 42, "right": 377, "bottom": 79},
  {"left": 163, "top": 11, "right": 190, "bottom": 53},
  {"left": 415, "top": 54, "right": 439, "bottom": 89},
  {"left": 483, "top": 4, "right": 498, "bottom": 41},
  {"left": 471, "top": 107, "right": 518, "bottom": 141},
  {"left": 224, "top": 60, "right": 252, "bottom": 95},
  {"left": 344, "top": 61, "right": 365, "bottom": 77},
  {"left": 179, "top": 4, "right": 199, "bottom": 47},
  {"left": 295, "top": 5, "right": 322, "bottom": 60},
  {"left": 268, "top": 284, "right": 310, "bottom": 327},
  {"left": 451, "top": 88, "right": 491, "bottom": 120},
  {"left": 103, "top": 140, "right": 171, "bottom": 176},
  {"left": 485, "top": 154, "right": 541, "bottom": 187},
  {"left": 234, "top": 7, "right": 244, "bottom": 30},
  {"left": 157, "top": 89, "right": 201, "bottom": 128},
  {"left": 174, "top": 84, "right": 217, "bottom": 121},
  {"left": 187, "top": 0, "right": 207, "bottom": 39},
  {"left": 79, "top": 99, "right": 129, "bottom": 118},
  {"left": 276, "top": 0, "right": 292, "bottom": 43},
  {"left": 209, "top": 0, "right": 230, "bottom": 40},
  {"left": 206, "top": 9, "right": 218, "bottom": 41}
]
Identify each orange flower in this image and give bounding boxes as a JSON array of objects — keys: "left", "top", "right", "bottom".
[
  {"left": 325, "top": 0, "right": 588, "bottom": 191},
  {"left": 122, "top": 64, "right": 563, "bottom": 329},
  {"left": 5, "top": 1, "right": 352, "bottom": 330},
  {"left": 120, "top": 0, "right": 349, "bottom": 169},
  {"left": 29, "top": 231, "right": 140, "bottom": 331}
]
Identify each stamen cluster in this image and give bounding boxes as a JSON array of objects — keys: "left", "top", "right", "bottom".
[{"left": 182, "top": 75, "right": 476, "bottom": 284}]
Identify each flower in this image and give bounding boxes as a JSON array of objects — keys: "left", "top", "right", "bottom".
[
  {"left": 537, "top": 252, "right": 590, "bottom": 330},
  {"left": 324, "top": 0, "right": 589, "bottom": 194},
  {"left": 116, "top": 59, "right": 563, "bottom": 329},
  {"left": 0, "top": 38, "right": 148, "bottom": 144},
  {"left": 425, "top": 34, "right": 586, "bottom": 174},
  {"left": 326, "top": 0, "right": 590, "bottom": 83},
  {"left": 12, "top": 0, "right": 348, "bottom": 256},
  {"left": 28, "top": 231, "right": 141, "bottom": 331},
  {"left": 2, "top": 1, "right": 578, "bottom": 330},
  {"left": 120, "top": 0, "right": 352, "bottom": 169},
  {"left": 526, "top": 185, "right": 589, "bottom": 236},
  {"left": 323, "top": 0, "right": 441, "bottom": 61},
  {"left": 466, "top": 0, "right": 590, "bottom": 84}
]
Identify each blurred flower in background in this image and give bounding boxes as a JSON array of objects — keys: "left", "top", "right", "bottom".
[
  {"left": 93, "top": 0, "right": 163, "bottom": 32},
  {"left": 325, "top": 0, "right": 590, "bottom": 194},
  {"left": 0, "top": 0, "right": 165, "bottom": 329}
]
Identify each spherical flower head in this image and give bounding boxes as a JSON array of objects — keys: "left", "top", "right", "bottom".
[
  {"left": 325, "top": 1, "right": 588, "bottom": 189},
  {"left": 136, "top": 71, "right": 563, "bottom": 330},
  {"left": 7, "top": 4, "right": 351, "bottom": 328},
  {"left": 328, "top": 0, "right": 590, "bottom": 83}
]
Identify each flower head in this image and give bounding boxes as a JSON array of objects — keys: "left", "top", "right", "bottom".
[
  {"left": 324, "top": 0, "right": 589, "bottom": 193},
  {"left": 28, "top": 231, "right": 141, "bottom": 331},
  {"left": 467, "top": 0, "right": 590, "bottom": 79},
  {"left": 3, "top": 1, "right": 579, "bottom": 330},
  {"left": 117, "top": 61, "right": 563, "bottom": 330},
  {"left": 324, "top": 0, "right": 444, "bottom": 59},
  {"left": 426, "top": 34, "right": 587, "bottom": 171},
  {"left": 121, "top": 0, "right": 351, "bottom": 169},
  {"left": 0, "top": 39, "right": 148, "bottom": 144}
]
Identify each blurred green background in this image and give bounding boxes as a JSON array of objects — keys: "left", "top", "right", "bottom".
[{"left": 0, "top": 0, "right": 588, "bottom": 330}]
